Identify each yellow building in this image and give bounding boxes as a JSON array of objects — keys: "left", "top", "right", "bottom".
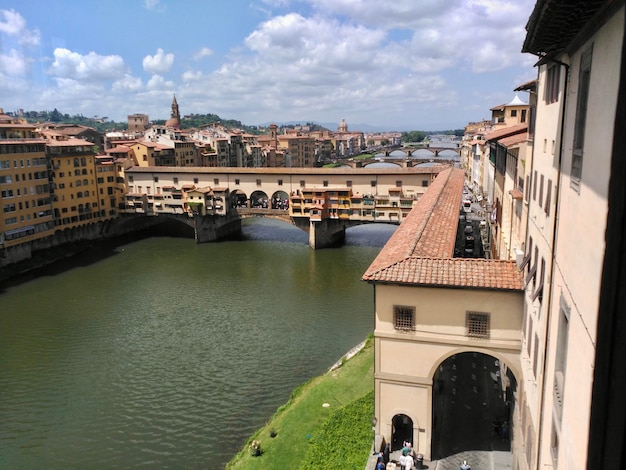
[
  {"left": 47, "top": 138, "right": 100, "bottom": 229},
  {"left": 0, "top": 113, "right": 54, "bottom": 249}
]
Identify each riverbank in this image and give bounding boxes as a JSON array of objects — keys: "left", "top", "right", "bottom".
[{"left": 226, "top": 335, "right": 374, "bottom": 470}]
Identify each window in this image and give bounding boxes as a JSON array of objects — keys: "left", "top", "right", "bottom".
[
  {"left": 214, "top": 178, "right": 219, "bottom": 185},
  {"left": 572, "top": 46, "right": 592, "bottom": 186},
  {"left": 393, "top": 305, "right": 415, "bottom": 331},
  {"left": 193, "top": 178, "right": 198, "bottom": 184},
  {"left": 511, "top": 109, "right": 517, "bottom": 117},
  {"left": 278, "top": 179, "right": 283, "bottom": 186},
  {"left": 545, "top": 179, "right": 552, "bottom": 216},
  {"left": 545, "top": 63, "right": 561, "bottom": 104},
  {"left": 346, "top": 180, "right": 352, "bottom": 187},
  {"left": 371, "top": 180, "right": 376, "bottom": 187},
  {"left": 554, "top": 295, "right": 570, "bottom": 419},
  {"left": 323, "top": 180, "right": 328, "bottom": 187},
  {"left": 235, "top": 179, "right": 240, "bottom": 185},
  {"left": 521, "top": 109, "right": 527, "bottom": 123},
  {"left": 256, "top": 179, "right": 261, "bottom": 186},
  {"left": 422, "top": 180, "right": 429, "bottom": 187},
  {"left": 300, "top": 180, "right": 305, "bottom": 187},
  {"left": 532, "top": 258, "right": 545, "bottom": 303},
  {"left": 466, "top": 311, "right": 490, "bottom": 338},
  {"left": 539, "top": 174, "right": 544, "bottom": 208},
  {"left": 533, "top": 170, "right": 538, "bottom": 200},
  {"left": 396, "top": 180, "right": 402, "bottom": 187},
  {"left": 173, "top": 177, "right": 178, "bottom": 184},
  {"left": 154, "top": 176, "right": 159, "bottom": 183},
  {"left": 128, "top": 175, "right": 134, "bottom": 183}
]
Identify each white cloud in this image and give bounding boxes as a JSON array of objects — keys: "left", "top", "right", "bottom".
[
  {"left": 0, "top": 49, "right": 28, "bottom": 76},
  {"left": 146, "top": 74, "right": 174, "bottom": 90},
  {"left": 182, "top": 70, "right": 205, "bottom": 83},
  {"left": 48, "top": 48, "right": 127, "bottom": 81},
  {"left": 143, "top": 48, "right": 174, "bottom": 74},
  {"left": 112, "top": 74, "right": 143, "bottom": 92},
  {"left": 193, "top": 47, "right": 213, "bottom": 60},
  {"left": 0, "top": 8, "right": 40, "bottom": 46}
]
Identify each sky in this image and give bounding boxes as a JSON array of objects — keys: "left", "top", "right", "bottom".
[{"left": 0, "top": 0, "right": 538, "bottom": 131}]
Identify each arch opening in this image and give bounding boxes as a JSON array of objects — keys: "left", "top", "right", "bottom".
[
  {"left": 391, "top": 414, "right": 414, "bottom": 451},
  {"left": 431, "top": 351, "right": 516, "bottom": 461},
  {"left": 230, "top": 189, "right": 248, "bottom": 208},
  {"left": 271, "top": 190, "right": 289, "bottom": 210},
  {"left": 250, "top": 190, "right": 269, "bottom": 208}
]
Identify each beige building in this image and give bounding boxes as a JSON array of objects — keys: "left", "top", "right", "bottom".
[
  {"left": 363, "top": 167, "right": 524, "bottom": 461},
  {"left": 516, "top": 1, "right": 625, "bottom": 469}
]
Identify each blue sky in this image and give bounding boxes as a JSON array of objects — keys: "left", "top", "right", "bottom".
[{"left": 0, "top": 0, "right": 537, "bottom": 131}]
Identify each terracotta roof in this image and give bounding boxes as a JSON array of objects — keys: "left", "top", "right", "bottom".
[
  {"left": 498, "top": 133, "right": 528, "bottom": 148},
  {"left": 362, "top": 167, "right": 523, "bottom": 291},
  {"left": 485, "top": 123, "right": 527, "bottom": 142}
]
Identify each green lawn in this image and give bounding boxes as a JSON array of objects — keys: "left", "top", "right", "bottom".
[{"left": 226, "top": 335, "right": 374, "bottom": 469}]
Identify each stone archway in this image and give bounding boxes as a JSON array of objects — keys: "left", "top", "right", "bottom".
[
  {"left": 250, "top": 190, "right": 269, "bottom": 208},
  {"left": 271, "top": 190, "right": 289, "bottom": 210},
  {"left": 431, "top": 351, "right": 516, "bottom": 460},
  {"left": 230, "top": 189, "right": 248, "bottom": 208}
]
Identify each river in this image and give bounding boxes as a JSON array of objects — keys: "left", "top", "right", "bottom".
[{"left": 0, "top": 219, "right": 395, "bottom": 469}]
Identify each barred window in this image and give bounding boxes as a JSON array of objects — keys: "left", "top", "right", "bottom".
[
  {"left": 466, "top": 311, "right": 490, "bottom": 338},
  {"left": 393, "top": 305, "right": 415, "bottom": 331}
]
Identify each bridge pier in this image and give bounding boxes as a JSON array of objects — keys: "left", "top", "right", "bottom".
[
  {"left": 308, "top": 218, "right": 348, "bottom": 249},
  {"left": 193, "top": 213, "right": 242, "bottom": 243}
]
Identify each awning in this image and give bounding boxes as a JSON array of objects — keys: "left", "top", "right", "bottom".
[{"left": 509, "top": 188, "right": 523, "bottom": 200}]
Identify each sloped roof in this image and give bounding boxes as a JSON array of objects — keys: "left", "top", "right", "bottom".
[{"left": 362, "top": 167, "right": 523, "bottom": 291}]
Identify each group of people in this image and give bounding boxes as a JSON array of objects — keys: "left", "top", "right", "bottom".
[{"left": 375, "top": 441, "right": 420, "bottom": 470}]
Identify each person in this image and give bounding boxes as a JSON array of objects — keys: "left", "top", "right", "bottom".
[
  {"left": 383, "top": 442, "right": 391, "bottom": 464},
  {"left": 376, "top": 456, "right": 386, "bottom": 470},
  {"left": 400, "top": 448, "right": 413, "bottom": 470},
  {"left": 460, "top": 460, "right": 471, "bottom": 470}
]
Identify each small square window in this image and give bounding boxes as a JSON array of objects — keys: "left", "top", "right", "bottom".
[
  {"left": 323, "top": 180, "right": 328, "bottom": 187},
  {"left": 194, "top": 178, "right": 199, "bottom": 184},
  {"left": 393, "top": 305, "right": 415, "bottom": 331},
  {"left": 346, "top": 180, "right": 352, "bottom": 187},
  {"left": 278, "top": 179, "right": 283, "bottom": 186},
  {"left": 466, "top": 311, "right": 490, "bottom": 338},
  {"left": 256, "top": 179, "right": 261, "bottom": 186},
  {"left": 154, "top": 176, "right": 159, "bottom": 183},
  {"left": 300, "top": 180, "right": 305, "bottom": 187},
  {"left": 173, "top": 177, "right": 179, "bottom": 184},
  {"left": 371, "top": 180, "right": 376, "bottom": 187},
  {"left": 235, "top": 179, "right": 240, "bottom": 185}
]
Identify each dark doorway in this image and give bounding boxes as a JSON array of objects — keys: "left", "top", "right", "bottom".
[
  {"left": 392, "top": 414, "right": 414, "bottom": 451},
  {"left": 431, "top": 352, "right": 516, "bottom": 460}
]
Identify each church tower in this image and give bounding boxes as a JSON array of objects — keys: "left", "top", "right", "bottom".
[{"left": 165, "top": 95, "right": 181, "bottom": 128}]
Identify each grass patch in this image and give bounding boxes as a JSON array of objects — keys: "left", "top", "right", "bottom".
[
  {"left": 226, "top": 335, "right": 374, "bottom": 470},
  {"left": 354, "top": 154, "right": 375, "bottom": 160}
]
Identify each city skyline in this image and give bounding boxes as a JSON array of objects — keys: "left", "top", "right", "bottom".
[{"left": 0, "top": 0, "right": 536, "bottom": 131}]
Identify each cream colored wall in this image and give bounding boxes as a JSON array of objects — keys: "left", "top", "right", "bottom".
[
  {"left": 373, "top": 283, "right": 523, "bottom": 460},
  {"left": 537, "top": 7, "right": 623, "bottom": 469}
]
